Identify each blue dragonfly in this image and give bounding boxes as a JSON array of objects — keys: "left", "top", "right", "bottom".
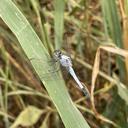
[{"left": 30, "top": 50, "right": 90, "bottom": 98}]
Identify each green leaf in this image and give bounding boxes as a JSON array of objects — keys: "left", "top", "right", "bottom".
[
  {"left": 117, "top": 83, "right": 128, "bottom": 105},
  {"left": 101, "top": 0, "right": 126, "bottom": 82},
  {"left": 10, "top": 106, "right": 43, "bottom": 128},
  {"left": 0, "top": 0, "right": 90, "bottom": 128},
  {"left": 54, "top": 0, "right": 65, "bottom": 49}
]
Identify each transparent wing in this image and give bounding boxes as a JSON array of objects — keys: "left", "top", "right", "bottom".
[{"left": 29, "top": 57, "right": 61, "bottom": 80}]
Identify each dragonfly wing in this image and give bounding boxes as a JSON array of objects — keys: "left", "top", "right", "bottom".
[{"left": 29, "top": 58, "right": 61, "bottom": 80}]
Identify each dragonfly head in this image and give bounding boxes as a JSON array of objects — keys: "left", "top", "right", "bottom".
[{"left": 53, "top": 50, "right": 62, "bottom": 60}]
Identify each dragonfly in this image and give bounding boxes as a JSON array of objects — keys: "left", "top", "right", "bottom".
[
  {"left": 53, "top": 50, "right": 90, "bottom": 98},
  {"left": 30, "top": 50, "right": 90, "bottom": 98}
]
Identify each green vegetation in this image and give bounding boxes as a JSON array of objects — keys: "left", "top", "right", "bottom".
[{"left": 0, "top": 0, "right": 128, "bottom": 128}]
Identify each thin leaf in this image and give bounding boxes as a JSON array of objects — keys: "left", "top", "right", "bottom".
[
  {"left": 10, "top": 106, "right": 43, "bottom": 128},
  {"left": 91, "top": 45, "right": 128, "bottom": 128},
  {"left": 114, "top": 75, "right": 128, "bottom": 105},
  {"left": 0, "top": 0, "right": 90, "bottom": 128},
  {"left": 54, "top": 0, "right": 65, "bottom": 49},
  {"left": 101, "top": 0, "right": 126, "bottom": 83}
]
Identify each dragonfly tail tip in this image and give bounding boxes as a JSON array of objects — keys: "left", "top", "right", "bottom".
[{"left": 82, "top": 88, "right": 90, "bottom": 99}]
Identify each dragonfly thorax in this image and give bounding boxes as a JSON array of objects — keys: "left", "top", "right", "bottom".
[{"left": 59, "top": 55, "right": 72, "bottom": 68}]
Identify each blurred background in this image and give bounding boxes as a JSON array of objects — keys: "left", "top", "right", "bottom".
[{"left": 0, "top": 0, "right": 128, "bottom": 128}]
